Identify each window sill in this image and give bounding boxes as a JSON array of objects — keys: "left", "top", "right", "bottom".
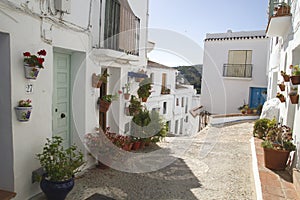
[{"left": 223, "top": 77, "right": 252, "bottom": 81}]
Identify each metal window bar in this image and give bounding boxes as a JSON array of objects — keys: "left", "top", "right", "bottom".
[{"left": 223, "top": 64, "right": 253, "bottom": 78}]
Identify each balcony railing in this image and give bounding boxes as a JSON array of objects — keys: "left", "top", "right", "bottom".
[
  {"left": 268, "top": 0, "right": 291, "bottom": 19},
  {"left": 223, "top": 64, "right": 253, "bottom": 78},
  {"left": 161, "top": 86, "right": 171, "bottom": 95}
]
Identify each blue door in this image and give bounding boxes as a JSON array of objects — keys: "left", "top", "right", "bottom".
[{"left": 249, "top": 87, "right": 267, "bottom": 108}]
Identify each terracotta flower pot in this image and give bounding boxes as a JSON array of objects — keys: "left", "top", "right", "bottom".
[
  {"left": 141, "top": 97, "right": 148, "bottom": 102},
  {"left": 124, "top": 93, "right": 130, "bottom": 100},
  {"left": 290, "top": 75, "right": 300, "bottom": 85},
  {"left": 278, "top": 84, "right": 285, "bottom": 91},
  {"left": 99, "top": 100, "right": 111, "bottom": 112},
  {"left": 282, "top": 74, "right": 290, "bottom": 82},
  {"left": 289, "top": 94, "right": 299, "bottom": 104},
  {"left": 277, "top": 96, "right": 286, "bottom": 103},
  {"left": 263, "top": 148, "right": 290, "bottom": 170},
  {"left": 132, "top": 142, "right": 141, "bottom": 150}
]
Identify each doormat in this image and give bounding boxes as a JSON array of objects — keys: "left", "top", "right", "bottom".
[{"left": 85, "top": 193, "right": 115, "bottom": 200}]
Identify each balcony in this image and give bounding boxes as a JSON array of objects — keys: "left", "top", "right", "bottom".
[
  {"left": 161, "top": 86, "right": 171, "bottom": 95},
  {"left": 223, "top": 64, "right": 252, "bottom": 78},
  {"left": 266, "top": 0, "right": 292, "bottom": 37}
]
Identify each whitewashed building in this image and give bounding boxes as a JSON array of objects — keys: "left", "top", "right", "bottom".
[
  {"left": 146, "top": 60, "right": 200, "bottom": 136},
  {"left": 201, "top": 30, "right": 270, "bottom": 114},
  {"left": 265, "top": 0, "right": 300, "bottom": 186},
  {"left": 0, "top": 0, "right": 149, "bottom": 199}
]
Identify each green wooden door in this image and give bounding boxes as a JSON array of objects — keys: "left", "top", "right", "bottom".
[{"left": 53, "top": 52, "right": 71, "bottom": 148}]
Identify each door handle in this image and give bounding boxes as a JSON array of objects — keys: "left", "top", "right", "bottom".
[{"left": 61, "top": 113, "right": 66, "bottom": 118}]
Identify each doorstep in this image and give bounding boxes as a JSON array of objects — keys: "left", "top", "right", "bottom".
[{"left": 254, "top": 137, "right": 299, "bottom": 200}]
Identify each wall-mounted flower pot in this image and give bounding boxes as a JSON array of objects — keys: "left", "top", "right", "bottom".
[
  {"left": 289, "top": 94, "right": 299, "bottom": 104},
  {"left": 290, "top": 75, "right": 300, "bottom": 85},
  {"left": 141, "top": 97, "right": 148, "bottom": 102},
  {"left": 124, "top": 93, "right": 130, "bottom": 100},
  {"left": 277, "top": 96, "right": 286, "bottom": 103},
  {"left": 99, "top": 100, "right": 111, "bottom": 112},
  {"left": 92, "top": 73, "right": 102, "bottom": 88},
  {"left": 24, "top": 64, "right": 40, "bottom": 79},
  {"left": 15, "top": 106, "right": 32, "bottom": 121},
  {"left": 278, "top": 84, "right": 285, "bottom": 91},
  {"left": 282, "top": 74, "right": 290, "bottom": 82}
]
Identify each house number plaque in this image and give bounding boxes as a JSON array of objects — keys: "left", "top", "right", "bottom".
[{"left": 25, "top": 83, "right": 34, "bottom": 94}]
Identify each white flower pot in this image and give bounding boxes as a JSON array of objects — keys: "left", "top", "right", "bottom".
[
  {"left": 24, "top": 64, "right": 40, "bottom": 79},
  {"left": 15, "top": 106, "right": 32, "bottom": 121}
]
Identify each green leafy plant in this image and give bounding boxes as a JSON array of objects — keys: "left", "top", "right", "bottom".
[
  {"left": 101, "top": 94, "right": 119, "bottom": 103},
  {"left": 124, "top": 83, "right": 130, "bottom": 94},
  {"left": 128, "top": 95, "right": 142, "bottom": 115},
  {"left": 289, "top": 87, "right": 298, "bottom": 96},
  {"left": 253, "top": 118, "right": 276, "bottom": 139},
  {"left": 291, "top": 65, "right": 300, "bottom": 76},
  {"left": 137, "top": 77, "right": 152, "bottom": 99},
  {"left": 262, "top": 123, "right": 296, "bottom": 151},
  {"left": 36, "top": 136, "right": 85, "bottom": 182}
]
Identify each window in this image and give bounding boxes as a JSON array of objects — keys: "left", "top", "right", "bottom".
[
  {"left": 185, "top": 116, "right": 188, "bottom": 123},
  {"left": 104, "top": 0, "right": 120, "bottom": 50},
  {"left": 104, "top": 0, "right": 140, "bottom": 55},
  {"left": 176, "top": 98, "right": 179, "bottom": 106},
  {"left": 163, "top": 102, "right": 167, "bottom": 114},
  {"left": 166, "top": 121, "right": 170, "bottom": 133},
  {"left": 124, "top": 122, "right": 129, "bottom": 133},
  {"left": 223, "top": 50, "right": 253, "bottom": 78},
  {"left": 185, "top": 97, "right": 188, "bottom": 113},
  {"left": 150, "top": 73, "right": 154, "bottom": 82},
  {"left": 181, "top": 97, "right": 184, "bottom": 107},
  {"left": 175, "top": 120, "right": 178, "bottom": 134}
]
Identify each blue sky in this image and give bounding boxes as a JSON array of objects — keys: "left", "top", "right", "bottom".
[{"left": 147, "top": 0, "right": 269, "bottom": 66}]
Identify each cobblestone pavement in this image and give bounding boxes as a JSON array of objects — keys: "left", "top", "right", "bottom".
[{"left": 67, "top": 121, "right": 255, "bottom": 200}]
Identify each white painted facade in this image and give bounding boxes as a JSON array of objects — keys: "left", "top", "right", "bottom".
[
  {"left": 0, "top": 0, "right": 149, "bottom": 199},
  {"left": 201, "top": 30, "right": 270, "bottom": 114},
  {"left": 146, "top": 61, "right": 200, "bottom": 136},
  {"left": 265, "top": 0, "right": 300, "bottom": 169}
]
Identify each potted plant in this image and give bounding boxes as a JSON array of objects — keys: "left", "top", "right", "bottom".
[
  {"left": 261, "top": 123, "right": 296, "bottom": 170},
  {"left": 128, "top": 96, "right": 142, "bottom": 116},
  {"left": 276, "top": 92, "right": 285, "bottom": 102},
  {"left": 15, "top": 99, "right": 32, "bottom": 121},
  {"left": 98, "top": 93, "right": 118, "bottom": 112},
  {"left": 290, "top": 65, "right": 300, "bottom": 85},
  {"left": 137, "top": 77, "right": 152, "bottom": 102},
  {"left": 253, "top": 118, "right": 276, "bottom": 139},
  {"left": 289, "top": 87, "right": 299, "bottom": 104},
  {"left": 36, "top": 136, "right": 84, "bottom": 200},
  {"left": 123, "top": 83, "right": 131, "bottom": 100},
  {"left": 281, "top": 71, "right": 290, "bottom": 82},
  {"left": 278, "top": 82, "right": 285, "bottom": 91},
  {"left": 23, "top": 49, "right": 46, "bottom": 79}
]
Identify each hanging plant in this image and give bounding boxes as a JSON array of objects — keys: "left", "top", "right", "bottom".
[
  {"left": 15, "top": 99, "right": 32, "bottom": 121},
  {"left": 23, "top": 50, "right": 46, "bottom": 79}
]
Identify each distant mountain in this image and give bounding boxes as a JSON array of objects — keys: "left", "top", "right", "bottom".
[{"left": 176, "top": 64, "right": 202, "bottom": 94}]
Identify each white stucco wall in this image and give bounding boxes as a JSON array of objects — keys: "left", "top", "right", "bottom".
[
  {"left": 201, "top": 33, "right": 270, "bottom": 114},
  {"left": 0, "top": 1, "right": 101, "bottom": 199},
  {"left": 266, "top": 0, "right": 300, "bottom": 169}
]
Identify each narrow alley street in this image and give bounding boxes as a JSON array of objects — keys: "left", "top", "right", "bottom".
[{"left": 67, "top": 121, "right": 255, "bottom": 200}]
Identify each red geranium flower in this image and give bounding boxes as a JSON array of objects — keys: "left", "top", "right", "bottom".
[
  {"left": 38, "top": 49, "right": 47, "bottom": 56},
  {"left": 37, "top": 58, "right": 44, "bottom": 65},
  {"left": 23, "top": 52, "right": 31, "bottom": 57}
]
